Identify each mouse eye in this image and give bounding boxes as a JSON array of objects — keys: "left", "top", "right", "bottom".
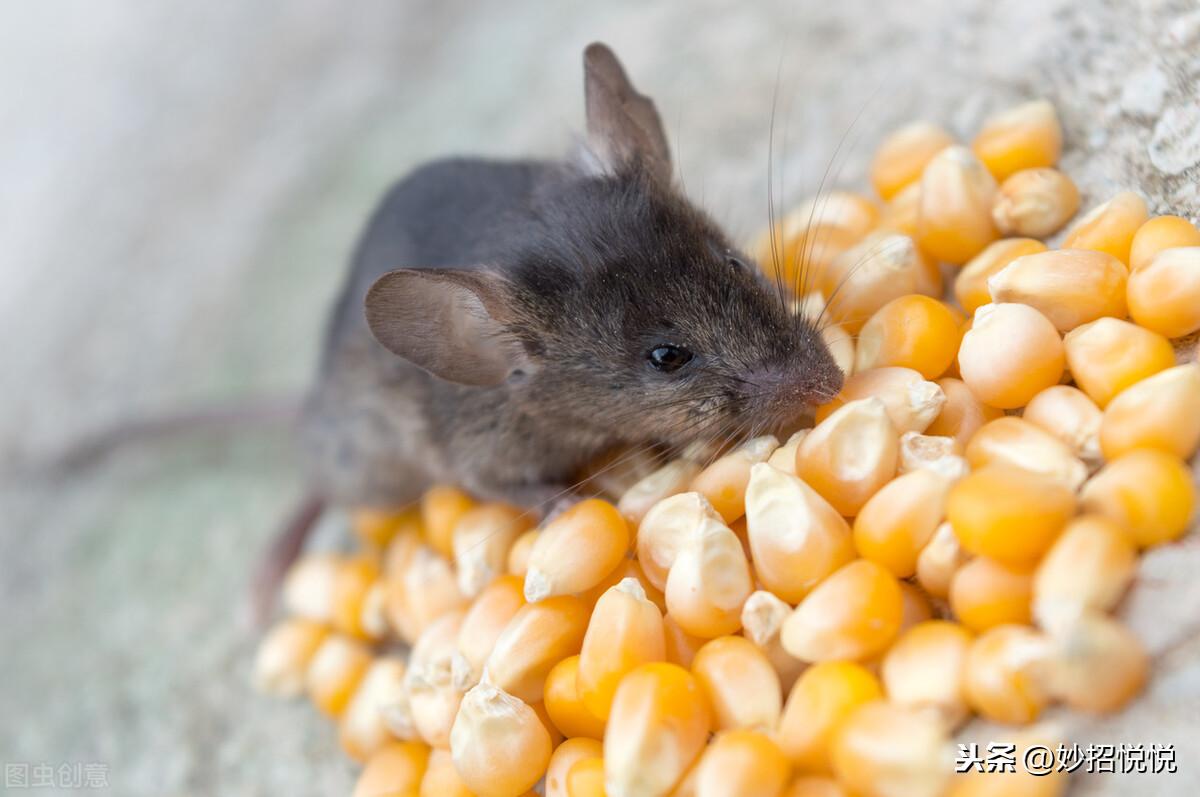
[
  {"left": 647, "top": 345, "right": 694, "bottom": 373},
  {"left": 726, "top": 255, "right": 748, "bottom": 273}
]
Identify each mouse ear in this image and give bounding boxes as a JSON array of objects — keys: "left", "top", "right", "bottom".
[
  {"left": 365, "top": 269, "right": 533, "bottom": 387},
  {"left": 581, "top": 42, "right": 672, "bottom": 182}
]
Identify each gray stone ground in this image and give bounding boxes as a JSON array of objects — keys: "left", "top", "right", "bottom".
[{"left": 1, "top": 0, "right": 1198, "bottom": 795}]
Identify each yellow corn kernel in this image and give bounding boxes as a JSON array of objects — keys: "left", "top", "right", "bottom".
[
  {"left": 765, "top": 429, "right": 810, "bottom": 476},
  {"left": 578, "top": 579, "right": 666, "bottom": 720},
  {"left": 663, "top": 612, "right": 706, "bottom": 669},
  {"left": 870, "top": 121, "right": 957, "bottom": 200},
  {"left": 1130, "top": 215, "right": 1200, "bottom": 271},
  {"left": 1046, "top": 611, "right": 1148, "bottom": 715},
  {"left": 784, "top": 776, "right": 854, "bottom": 797},
  {"left": 1100, "top": 363, "right": 1200, "bottom": 460},
  {"left": 963, "top": 624, "right": 1054, "bottom": 724},
  {"left": 691, "top": 635, "right": 783, "bottom": 731},
  {"left": 546, "top": 738, "right": 604, "bottom": 797},
  {"left": 853, "top": 469, "right": 951, "bottom": 579},
  {"left": 915, "top": 522, "right": 969, "bottom": 600},
  {"left": 988, "top": 248, "right": 1129, "bottom": 333},
  {"left": 823, "top": 232, "right": 923, "bottom": 333},
  {"left": 582, "top": 556, "right": 665, "bottom": 612},
  {"left": 991, "top": 167, "right": 1080, "bottom": 238},
  {"left": 448, "top": 682, "right": 551, "bottom": 797},
  {"left": 566, "top": 757, "right": 606, "bottom": 797},
  {"left": 955, "top": 238, "right": 1048, "bottom": 315},
  {"left": 385, "top": 544, "right": 469, "bottom": 644},
  {"left": 254, "top": 617, "right": 330, "bottom": 697},
  {"left": 957, "top": 303, "right": 1064, "bottom": 409},
  {"left": 525, "top": 499, "right": 631, "bottom": 603},
  {"left": 690, "top": 730, "right": 792, "bottom": 797},
  {"left": 406, "top": 610, "right": 467, "bottom": 748},
  {"left": 1021, "top": 385, "right": 1104, "bottom": 467},
  {"left": 855, "top": 295, "right": 960, "bottom": 379},
  {"left": 1061, "top": 191, "right": 1150, "bottom": 266},
  {"left": 945, "top": 722, "right": 1067, "bottom": 797},
  {"left": 1064, "top": 317, "right": 1176, "bottom": 407},
  {"left": 766, "top": 222, "right": 865, "bottom": 299},
  {"left": 964, "top": 416, "right": 1088, "bottom": 490},
  {"left": 790, "top": 191, "right": 883, "bottom": 239},
  {"left": 924, "top": 377, "right": 1004, "bottom": 446},
  {"left": 795, "top": 398, "right": 899, "bottom": 517},
  {"left": 283, "top": 554, "right": 368, "bottom": 630},
  {"left": 353, "top": 740, "right": 432, "bottom": 797},
  {"left": 820, "top": 323, "right": 857, "bottom": 378},
  {"left": 340, "top": 657, "right": 409, "bottom": 762},
  {"left": 354, "top": 505, "right": 421, "bottom": 550},
  {"left": 1080, "top": 448, "right": 1198, "bottom": 548},
  {"left": 421, "top": 485, "right": 475, "bottom": 559},
  {"left": 383, "top": 522, "right": 422, "bottom": 579},
  {"left": 741, "top": 590, "right": 807, "bottom": 691},
  {"left": 543, "top": 655, "right": 606, "bottom": 740},
  {"left": 880, "top": 620, "right": 973, "bottom": 729},
  {"left": 815, "top": 366, "right": 946, "bottom": 434},
  {"left": 948, "top": 463, "right": 1074, "bottom": 571},
  {"left": 830, "top": 700, "right": 950, "bottom": 797},
  {"left": 452, "top": 504, "right": 532, "bottom": 598},
  {"left": 307, "top": 634, "right": 374, "bottom": 719},
  {"left": 507, "top": 529, "right": 538, "bottom": 578},
  {"left": 483, "top": 594, "right": 590, "bottom": 704},
  {"left": 1031, "top": 516, "right": 1136, "bottom": 634},
  {"left": 897, "top": 431, "right": 968, "bottom": 479},
  {"left": 744, "top": 463, "right": 856, "bottom": 602},
  {"left": 617, "top": 458, "right": 704, "bottom": 528},
  {"left": 1127, "top": 245, "right": 1200, "bottom": 338},
  {"left": 604, "top": 663, "right": 711, "bottom": 797},
  {"left": 949, "top": 556, "right": 1034, "bottom": 633},
  {"left": 687, "top": 436, "right": 780, "bottom": 524},
  {"left": 637, "top": 492, "right": 723, "bottom": 592},
  {"left": 777, "top": 661, "right": 883, "bottom": 774},
  {"left": 452, "top": 574, "right": 527, "bottom": 692},
  {"left": 972, "top": 100, "right": 1063, "bottom": 181},
  {"left": 664, "top": 511, "right": 754, "bottom": 638},
  {"left": 420, "top": 747, "right": 476, "bottom": 797},
  {"left": 917, "top": 145, "right": 1001, "bottom": 265},
  {"left": 877, "top": 181, "right": 922, "bottom": 237},
  {"left": 781, "top": 560, "right": 904, "bottom": 663}
]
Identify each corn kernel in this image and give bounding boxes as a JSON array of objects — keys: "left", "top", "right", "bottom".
[
  {"left": 1045, "top": 611, "right": 1148, "bottom": 714},
  {"left": 420, "top": 747, "right": 475, "bottom": 797},
  {"left": 946, "top": 722, "right": 1067, "bottom": 797},
  {"left": 449, "top": 682, "right": 551, "bottom": 797},
  {"left": 741, "top": 590, "right": 807, "bottom": 691},
  {"left": 406, "top": 610, "right": 467, "bottom": 748},
  {"left": 1130, "top": 215, "right": 1200, "bottom": 271},
  {"left": 917, "top": 145, "right": 1001, "bottom": 265},
  {"left": 353, "top": 740, "right": 431, "bottom": 797},
  {"left": 923, "top": 377, "right": 1004, "bottom": 446},
  {"left": 581, "top": 556, "right": 665, "bottom": 612},
  {"left": 525, "top": 499, "right": 631, "bottom": 603},
  {"left": 915, "top": 522, "right": 969, "bottom": 599},
  {"left": 452, "top": 574, "right": 527, "bottom": 692},
  {"left": 691, "top": 635, "right": 782, "bottom": 731},
  {"left": 870, "top": 121, "right": 957, "bottom": 200},
  {"left": 777, "top": 661, "right": 883, "bottom": 774},
  {"left": 636, "top": 492, "right": 723, "bottom": 592},
  {"left": 796, "top": 398, "right": 899, "bottom": 517},
  {"left": 963, "top": 624, "right": 1054, "bottom": 724},
  {"left": 855, "top": 295, "right": 960, "bottom": 378},
  {"left": 897, "top": 581, "right": 935, "bottom": 638},
  {"left": 543, "top": 655, "right": 606, "bottom": 740},
  {"left": 964, "top": 416, "right": 1088, "bottom": 490},
  {"left": 991, "top": 167, "right": 1080, "bottom": 238},
  {"left": 507, "top": 529, "right": 538, "bottom": 578},
  {"left": 823, "top": 232, "right": 923, "bottom": 333},
  {"left": 453, "top": 503, "right": 532, "bottom": 598},
  {"left": 547, "top": 738, "right": 604, "bottom": 797},
  {"left": 972, "top": 100, "right": 1063, "bottom": 181},
  {"left": 815, "top": 367, "right": 946, "bottom": 434},
  {"left": 578, "top": 579, "right": 666, "bottom": 720},
  {"left": 483, "top": 594, "right": 590, "bottom": 704},
  {"left": 1064, "top": 317, "right": 1176, "bottom": 407},
  {"left": 988, "top": 248, "right": 1129, "bottom": 333},
  {"left": 421, "top": 485, "right": 476, "bottom": 559},
  {"left": 1061, "top": 191, "right": 1150, "bottom": 266},
  {"left": 254, "top": 617, "right": 330, "bottom": 697},
  {"left": 784, "top": 776, "right": 853, "bottom": 797},
  {"left": 949, "top": 556, "right": 1034, "bottom": 633},
  {"left": 604, "top": 662, "right": 711, "bottom": 797},
  {"left": 897, "top": 431, "right": 968, "bottom": 479},
  {"left": 664, "top": 511, "right": 754, "bottom": 638},
  {"left": 791, "top": 191, "right": 882, "bottom": 238},
  {"left": 1100, "top": 363, "right": 1200, "bottom": 460},
  {"left": 577, "top": 445, "right": 662, "bottom": 502},
  {"left": 386, "top": 544, "right": 469, "bottom": 644},
  {"left": 955, "top": 238, "right": 1048, "bottom": 315},
  {"left": 1021, "top": 385, "right": 1103, "bottom": 468},
  {"left": 687, "top": 436, "right": 780, "bottom": 524},
  {"left": 1080, "top": 448, "right": 1198, "bottom": 548},
  {"left": 830, "top": 700, "right": 951, "bottom": 797},
  {"left": 341, "top": 657, "right": 409, "bottom": 762},
  {"left": 307, "top": 634, "right": 374, "bottom": 718},
  {"left": 877, "top": 181, "right": 922, "bottom": 237},
  {"left": 781, "top": 560, "right": 904, "bottom": 663},
  {"left": 617, "top": 458, "right": 703, "bottom": 528},
  {"left": 566, "top": 757, "right": 606, "bottom": 797},
  {"left": 820, "top": 323, "right": 857, "bottom": 378},
  {"left": 282, "top": 554, "right": 351, "bottom": 629},
  {"left": 383, "top": 523, "right": 422, "bottom": 580},
  {"left": 957, "top": 303, "right": 1064, "bottom": 409},
  {"left": 662, "top": 612, "right": 706, "bottom": 669},
  {"left": 1127, "top": 245, "right": 1200, "bottom": 338},
  {"left": 881, "top": 620, "right": 972, "bottom": 730},
  {"left": 690, "top": 730, "right": 792, "bottom": 797},
  {"left": 769, "top": 222, "right": 865, "bottom": 299},
  {"left": 1031, "top": 516, "right": 1136, "bottom": 634},
  {"left": 853, "top": 469, "right": 951, "bottom": 579},
  {"left": 765, "top": 429, "right": 809, "bottom": 476},
  {"left": 354, "top": 506, "right": 421, "bottom": 550}
]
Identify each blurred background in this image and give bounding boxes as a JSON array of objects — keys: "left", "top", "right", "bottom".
[{"left": 1, "top": 0, "right": 1198, "bottom": 794}]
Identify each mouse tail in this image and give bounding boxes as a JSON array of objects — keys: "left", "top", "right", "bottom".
[{"left": 248, "top": 490, "right": 326, "bottom": 631}]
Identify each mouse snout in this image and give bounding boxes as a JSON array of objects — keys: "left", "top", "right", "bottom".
[{"left": 744, "top": 354, "right": 844, "bottom": 419}]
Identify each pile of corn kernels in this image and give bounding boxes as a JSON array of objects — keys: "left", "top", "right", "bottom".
[{"left": 254, "top": 100, "right": 1200, "bottom": 797}]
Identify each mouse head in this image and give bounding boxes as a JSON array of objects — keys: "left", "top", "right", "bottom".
[{"left": 365, "top": 43, "right": 844, "bottom": 447}]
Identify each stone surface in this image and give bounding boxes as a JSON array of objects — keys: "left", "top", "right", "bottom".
[{"left": 1, "top": 0, "right": 1198, "bottom": 794}]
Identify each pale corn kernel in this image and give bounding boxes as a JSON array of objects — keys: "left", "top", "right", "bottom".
[
  {"left": 405, "top": 610, "right": 467, "bottom": 748},
  {"left": 354, "top": 506, "right": 421, "bottom": 550},
  {"left": 525, "top": 499, "right": 631, "bottom": 603},
  {"left": 1100, "top": 363, "right": 1200, "bottom": 460},
  {"left": 949, "top": 556, "right": 1034, "bottom": 633},
  {"left": 744, "top": 463, "right": 855, "bottom": 603},
  {"left": 452, "top": 503, "right": 532, "bottom": 599},
  {"left": 853, "top": 469, "right": 951, "bottom": 579},
  {"left": 385, "top": 544, "right": 469, "bottom": 644},
  {"left": 790, "top": 191, "right": 882, "bottom": 238},
  {"left": 421, "top": 485, "right": 475, "bottom": 559},
  {"left": 690, "top": 730, "right": 792, "bottom": 797},
  {"left": 449, "top": 682, "right": 552, "bottom": 797},
  {"left": 855, "top": 295, "right": 960, "bottom": 378},
  {"left": 307, "top": 634, "right": 374, "bottom": 719},
  {"left": 334, "top": 558, "right": 384, "bottom": 640},
  {"left": 830, "top": 700, "right": 950, "bottom": 797},
  {"left": 819, "top": 323, "right": 856, "bottom": 378},
  {"left": 687, "top": 436, "right": 780, "bottom": 524},
  {"left": 352, "top": 740, "right": 431, "bottom": 797},
  {"left": 948, "top": 464, "right": 1074, "bottom": 571},
  {"left": 1031, "top": 515, "right": 1136, "bottom": 635},
  {"left": 963, "top": 416, "right": 1088, "bottom": 490},
  {"left": 604, "top": 662, "right": 711, "bottom": 797},
  {"left": 815, "top": 367, "right": 946, "bottom": 434},
  {"left": 766, "top": 429, "right": 810, "bottom": 476},
  {"left": 792, "top": 289, "right": 829, "bottom": 323},
  {"left": 566, "top": 757, "right": 606, "bottom": 797},
  {"left": 988, "top": 248, "right": 1129, "bottom": 333},
  {"left": 340, "top": 657, "right": 409, "bottom": 762},
  {"left": 282, "top": 553, "right": 341, "bottom": 625},
  {"left": 1127, "top": 246, "right": 1200, "bottom": 338},
  {"left": 637, "top": 492, "right": 724, "bottom": 592},
  {"left": 452, "top": 574, "right": 527, "bottom": 692},
  {"left": 781, "top": 560, "right": 904, "bottom": 663},
  {"left": 917, "top": 145, "right": 1001, "bottom": 265},
  {"left": 254, "top": 617, "right": 330, "bottom": 697},
  {"left": 957, "top": 303, "right": 1064, "bottom": 409},
  {"left": 991, "top": 167, "right": 1080, "bottom": 238},
  {"left": 912, "top": 240, "right": 946, "bottom": 299},
  {"left": 765, "top": 222, "right": 864, "bottom": 299},
  {"left": 945, "top": 722, "right": 1067, "bottom": 797},
  {"left": 420, "top": 747, "right": 476, "bottom": 797},
  {"left": 1045, "top": 611, "right": 1148, "bottom": 714},
  {"left": 1021, "top": 385, "right": 1104, "bottom": 468},
  {"left": 383, "top": 524, "right": 422, "bottom": 580},
  {"left": 359, "top": 580, "right": 389, "bottom": 641},
  {"left": 1064, "top": 317, "right": 1176, "bottom": 407},
  {"left": 880, "top": 620, "right": 973, "bottom": 729},
  {"left": 956, "top": 238, "right": 1048, "bottom": 315},
  {"left": 972, "top": 100, "right": 1062, "bottom": 178},
  {"left": 823, "top": 232, "right": 922, "bottom": 333},
  {"left": 897, "top": 431, "right": 968, "bottom": 480},
  {"left": 795, "top": 398, "right": 899, "bottom": 517},
  {"left": 664, "top": 511, "right": 755, "bottom": 638},
  {"left": 578, "top": 578, "right": 666, "bottom": 721},
  {"left": 507, "top": 529, "right": 538, "bottom": 578},
  {"left": 1080, "top": 448, "right": 1198, "bottom": 549},
  {"left": 691, "top": 635, "right": 783, "bottom": 731},
  {"left": 963, "top": 624, "right": 1054, "bottom": 724},
  {"left": 896, "top": 581, "right": 935, "bottom": 638},
  {"left": 617, "top": 458, "right": 703, "bottom": 528},
  {"left": 870, "top": 121, "right": 957, "bottom": 201},
  {"left": 483, "top": 594, "right": 590, "bottom": 704},
  {"left": 877, "top": 181, "right": 923, "bottom": 237},
  {"left": 546, "top": 738, "right": 604, "bottom": 797},
  {"left": 924, "top": 378, "right": 1004, "bottom": 446},
  {"left": 741, "top": 590, "right": 807, "bottom": 691},
  {"left": 1130, "top": 215, "right": 1200, "bottom": 271},
  {"left": 784, "top": 776, "right": 854, "bottom": 797},
  {"left": 543, "top": 655, "right": 606, "bottom": 740},
  {"left": 663, "top": 612, "right": 706, "bottom": 668},
  {"left": 581, "top": 556, "right": 665, "bottom": 612},
  {"left": 1061, "top": 191, "right": 1150, "bottom": 266},
  {"left": 777, "top": 661, "right": 883, "bottom": 774},
  {"left": 915, "top": 522, "right": 969, "bottom": 600}
]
